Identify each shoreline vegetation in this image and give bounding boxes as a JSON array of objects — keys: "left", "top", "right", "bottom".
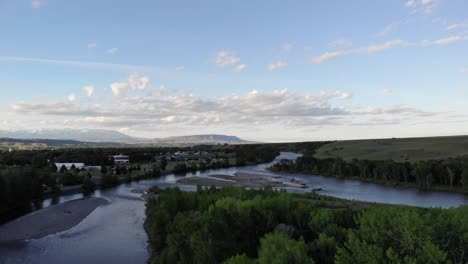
[
  {"left": 0, "top": 197, "right": 107, "bottom": 243},
  {"left": 268, "top": 149, "right": 468, "bottom": 195},
  {"left": 144, "top": 186, "right": 468, "bottom": 264}
]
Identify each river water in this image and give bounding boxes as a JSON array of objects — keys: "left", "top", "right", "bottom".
[{"left": 1, "top": 152, "right": 467, "bottom": 264}]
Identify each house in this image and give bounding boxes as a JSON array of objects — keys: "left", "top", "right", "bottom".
[
  {"left": 111, "top": 154, "right": 130, "bottom": 164},
  {"left": 55, "top": 163, "right": 86, "bottom": 172}
]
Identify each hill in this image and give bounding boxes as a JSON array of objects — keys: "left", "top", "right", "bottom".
[
  {"left": 0, "top": 130, "right": 252, "bottom": 148},
  {"left": 151, "top": 134, "right": 251, "bottom": 145},
  {"left": 313, "top": 135, "right": 468, "bottom": 162},
  {"left": 0, "top": 129, "right": 135, "bottom": 143}
]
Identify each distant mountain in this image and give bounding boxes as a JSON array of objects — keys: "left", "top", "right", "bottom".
[
  {"left": 0, "top": 129, "right": 252, "bottom": 146},
  {"left": 151, "top": 134, "right": 251, "bottom": 145},
  {"left": 0, "top": 129, "right": 136, "bottom": 142},
  {"left": 0, "top": 137, "right": 125, "bottom": 147}
]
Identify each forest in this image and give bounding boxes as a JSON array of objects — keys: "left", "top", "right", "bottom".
[
  {"left": 145, "top": 187, "right": 468, "bottom": 264},
  {"left": 269, "top": 150, "right": 468, "bottom": 192}
]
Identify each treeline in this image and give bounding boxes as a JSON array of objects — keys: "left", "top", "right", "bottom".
[
  {"left": 0, "top": 164, "right": 161, "bottom": 224},
  {"left": 270, "top": 152, "right": 468, "bottom": 191},
  {"left": 145, "top": 187, "right": 468, "bottom": 264},
  {"left": 0, "top": 147, "right": 178, "bottom": 167},
  {"left": 0, "top": 144, "right": 280, "bottom": 168}
]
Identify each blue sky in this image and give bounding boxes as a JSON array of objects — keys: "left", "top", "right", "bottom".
[{"left": 0, "top": 0, "right": 467, "bottom": 141}]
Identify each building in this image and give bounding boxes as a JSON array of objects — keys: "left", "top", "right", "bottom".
[
  {"left": 55, "top": 163, "right": 86, "bottom": 172},
  {"left": 111, "top": 154, "right": 130, "bottom": 165}
]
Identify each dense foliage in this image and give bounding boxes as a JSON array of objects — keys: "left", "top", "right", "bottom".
[
  {"left": 270, "top": 151, "right": 468, "bottom": 192},
  {"left": 145, "top": 187, "right": 468, "bottom": 264}
]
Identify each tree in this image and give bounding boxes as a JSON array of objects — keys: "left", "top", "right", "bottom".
[
  {"left": 160, "top": 157, "right": 168, "bottom": 171},
  {"left": 59, "top": 165, "right": 67, "bottom": 173},
  {"left": 82, "top": 174, "right": 95, "bottom": 194},
  {"left": 461, "top": 163, "right": 468, "bottom": 191},
  {"left": 258, "top": 232, "right": 314, "bottom": 264},
  {"left": 223, "top": 254, "right": 255, "bottom": 264},
  {"left": 101, "top": 165, "right": 108, "bottom": 174}
]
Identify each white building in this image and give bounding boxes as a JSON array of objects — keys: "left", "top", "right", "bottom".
[
  {"left": 55, "top": 163, "right": 86, "bottom": 171},
  {"left": 112, "top": 154, "right": 129, "bottom": 164}
]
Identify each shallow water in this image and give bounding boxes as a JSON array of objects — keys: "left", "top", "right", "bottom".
[{"left": 0, "top": 152, "right": 467, "bottom": 264}]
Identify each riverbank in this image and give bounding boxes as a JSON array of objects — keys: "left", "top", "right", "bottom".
[{"left": 0, "top": 197, "right": 108, "bottom": 243}]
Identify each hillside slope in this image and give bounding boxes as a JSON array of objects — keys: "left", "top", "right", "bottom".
[{"left": 314, "top": 135, "right": 468, "bottom": 162}]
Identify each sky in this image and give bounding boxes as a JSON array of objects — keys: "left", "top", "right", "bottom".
[{"left": 0, "top": 0, "right": 467, "bottom": 142}]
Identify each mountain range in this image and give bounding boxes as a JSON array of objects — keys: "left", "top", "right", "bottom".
[{"left": 0, "top": 129, "right": 251, "bottom": 146}]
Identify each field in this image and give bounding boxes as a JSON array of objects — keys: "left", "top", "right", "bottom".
[{"left": 314, "top": 135, "right": 468, "bottom": 162}]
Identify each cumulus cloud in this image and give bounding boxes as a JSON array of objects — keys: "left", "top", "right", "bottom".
[
  {"left": 10, "top": 75, "right": 457, "bottom": 140},
  {"left": 267, "top": 61, "right": 288, "bottom": 71},
  {"left": 111, "top": 74, "right": 150, "bottom": 96},
  {"left": 234, "top": 64, "right": 248, "bottom": 72},
  {"left": 107, "top": 48, "right": 119, "bottom": 55},
  {"left": 82, "top": 86, "right": 95, "bottom": 97},
  {"left": 87, "top": 43, "right": 97, "bottom": 49},
  {"left": 67, "top": 93, "right": 76, "bottom": 102},
  {"left": 214, "top": 51, "right": 240, "bottom": 67}
]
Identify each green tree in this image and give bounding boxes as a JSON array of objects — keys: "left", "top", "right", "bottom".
[
  {"left": 82, "top": 174, "right": 95, "bottom": 194},
  {"left": 160, "top": 157, "right": 168, "bottom": 171},
  {"left": 258, "top": 232, "right": 314, "bottom": 264},
  {"left": 223, "top": 254, "right": 256, "bottom": 264}
]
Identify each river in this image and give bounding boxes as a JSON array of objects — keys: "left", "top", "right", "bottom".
[{"left": 0, "top": 152, "right": 467, "bottom": 264}]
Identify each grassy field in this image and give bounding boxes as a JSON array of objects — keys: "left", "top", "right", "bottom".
[{"left": 314, "top": 135, "right": 468, "bottom": 162}]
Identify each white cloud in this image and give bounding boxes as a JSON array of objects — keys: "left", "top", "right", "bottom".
[
  {"left": 376, "top": 22, "right": 400, "bottom": 37},
  {"left": 107, "top": 48, "right": 119, "bottom": 55},
  {"left": 446, "top": 22, "right": 468, "bottom": 31},
  {"left": 111, "top": 74, "right": 151, "bottom": 96},
  {"left": 175, "top": 66, "right": 185, "bottom": 71},
  {"left": 214, "top": 51, "right": 240, "bottom": 67},
  {"left": 9, "top": 76, "right": 463, "bottom": 142},
  {"left": 0, "top": 56, "right": 163, "bottom": 72},
  {"left": 405, "top": 0, "right": 439, "bottom": 14},
  {"left": 311, "top": 36, "right": 468, "bottom": 64},
  {"left": 67, "top": 93, "right": 76, "bottom": 102},
  {"left": 267, "top": 61, "right": 288, "bottom": 71},
  {"left": 281, "top": 43, "right": 294, "bottom": 53},
  {"left": 428, "top": 35, "right": 466, "bottom": 45},
  {"left": 381, "top": 89, "right": 393, "bottom": 95},
  {"left": 311, "top": 51, "right": 344, "bottom": 64},
  {"left": 31, "top": 0, "right": 41, "bottom": 8},
  {"left": 330, "top": 39, "right": 353, "bottom": 48},
  {"left": 87, "top": 43, "right": 97, "bottom": 49},
  {"left": 234, "top": 64, "right": 248, "bottom": 72},
  {"left": 366, "top": 40, "right": 408, "bottom": 53},
  {"left": 82, "top": 86, "right": 95, "bottom": 97}
]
